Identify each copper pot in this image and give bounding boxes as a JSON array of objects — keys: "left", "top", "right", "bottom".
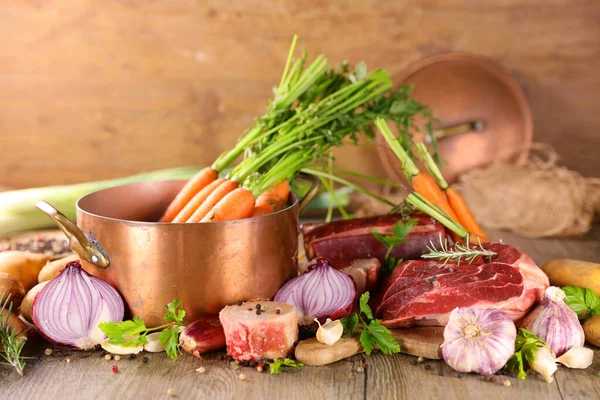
[{"left": 49, "top": 177, "right": 320, "bottom": 327}]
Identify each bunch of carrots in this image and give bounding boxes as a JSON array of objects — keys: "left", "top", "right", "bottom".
[
  {"left": 375, "top": 118, "right": 488, "bottom": 243},
  {"left": 159, "top": 36, "right": 437, "bottom": 224}
]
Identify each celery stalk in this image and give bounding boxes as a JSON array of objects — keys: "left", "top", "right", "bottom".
[{"left": 0, "top": 167, "right": 200, "bottom": 235}]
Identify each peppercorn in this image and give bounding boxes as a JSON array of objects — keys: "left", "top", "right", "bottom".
[
  {"left": 457, "top": 373, "right": 464, "bottom": 379},
  {"left": 114, "top": 355, "right": 121, "bottom": 361},
  {"left": 249, "top": 361, "right": 257, "bottom": 367},
  {"left": 424, "top": 365, "right": 431, "bottom": 371},
  {"left": 142, "top": 356, "right": 149, "bottom": 364},
  {"left": 275, "top": 308, "right": 281, "bottom": 315},
  {"left": 128, "top": 354, "right": 136, "bottom": 360},
  {"left": 111, "top": 365, "right": 119, "bottom": 373},
  {"left": 44, "top": 348, "right": 53, "bottom": 356},
  {"left": 409, "top": 359, "right": 417, "bottom": 366},
  {"left": 105, "top": 354, "right": 112, "bottom": 361},
  {"left": 237, "top": 301, "right": 243, "bottom": 306},
  {"left": 256, "top": 309, "right": 262, "bottom": 315},
  {"left": 256, "top": 304, "right": 261, "bottom": 310}
]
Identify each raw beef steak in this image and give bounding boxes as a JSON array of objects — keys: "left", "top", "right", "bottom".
[
  {"left": 375, "top": 242, "right": 549, "bottom": 327},
  {"left": 302, "top": 213, "right": 446, "bottom": 263}
]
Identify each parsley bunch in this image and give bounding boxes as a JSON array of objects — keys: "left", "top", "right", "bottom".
[
  {"left": 372, "top": 218, "right": 418, "bottom": 275},
  {"left": 341, "top": 292, "right": 400, "bottom": 355},
  {"left": 99, "top": 300, "right": 186, "bottom": 360},
  {"left": 505, "top": 328, "right": 550, "bottom": 379}
]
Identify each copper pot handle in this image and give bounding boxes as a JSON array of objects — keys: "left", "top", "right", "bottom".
[
  {"left": 428, "top": 120, "right": 485, "bottom": 142},
  {"left": 296, "top": 172, "right": 321, "bottom": 212},
  {"left": 36, "top": 201, "right": 111, "bottom": 269}
]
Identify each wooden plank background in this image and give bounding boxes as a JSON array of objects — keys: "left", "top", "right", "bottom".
[{"left": 0, "top": 0, "right": 599, "bottom": 189}]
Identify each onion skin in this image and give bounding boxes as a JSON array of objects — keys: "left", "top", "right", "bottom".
[
  {"left": 274, "top": 258, "right": 356, "bottom": 325},
  {"left": 32, "top": 260, "right": 124, "bottom": 349},
  {"left": 520, "top": 286, "right": 584, "bottom": 357},
  {"left": 179, "top": 317, "right": 226, "bottom": 358},
  {"left": 442, "top": 308, "right": 516, "bottom": 375}
]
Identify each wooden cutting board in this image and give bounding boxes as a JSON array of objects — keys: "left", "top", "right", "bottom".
[{"left": 295, "top": 327, "right": 444, "bottom": 366}]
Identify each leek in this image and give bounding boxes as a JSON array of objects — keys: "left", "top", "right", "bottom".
[{"left": 0, "top": 167, "right": 201, "bottom": 235}]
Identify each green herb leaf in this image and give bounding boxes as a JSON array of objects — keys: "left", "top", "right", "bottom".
[
  {"left": 99, "top": 317, "right": 149, "bottom": 347},
  {"left": 562, "top": 285, "right": 600, "bottom": 319},
  {"left": 505, "top": 328, "right": 549, "bottom": 380},
  {"left": 359, "top": 292, "right": 373, "bottom": 320},
  {"left": 159, "top": 329, "right": 180, "bottom": 361},
  {"left": 340, "top": 313, "right": 359, "bottom": 336},
  {"left": 365, "top": 320, "right": 400, "bottom": 355},
  {"left": 267, "top": 358, "right": 304, "bottom": 374},
  {"left": 164, "top": 299, "right": 186, "bottom": 324},
  {"left": 373, "top": 219, "right": 417, "bottom": 275},
  {"left": 360, "top": 329, "right": 375, "bottom": 355}
]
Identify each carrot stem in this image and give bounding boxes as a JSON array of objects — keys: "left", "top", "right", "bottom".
[
  {"left": 406, "top": 193, "right": 468, "bottom": 238},
  {"left": 375, "top": 118, "right": 419, "bottom": 179}
]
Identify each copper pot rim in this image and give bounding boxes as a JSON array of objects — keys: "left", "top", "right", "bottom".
[{"left": 76, "top": 179, "right": 299, "bottom": 226}]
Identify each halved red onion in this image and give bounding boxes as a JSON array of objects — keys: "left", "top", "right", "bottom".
[
  {"left": 274, "top": 258, "right": 356, "bottom": 324},
  {"left": 32, "top": 260, "right": 124, "bottom": 349}
]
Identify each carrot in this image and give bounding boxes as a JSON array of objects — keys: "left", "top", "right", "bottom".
[
  {"left": 411, "top": 172, "right": 460, "bottom": 222},
  {"left": 250, "top": 181, "right": 290, "bottom": 217},
  {"left": 159, "top": 167, "right": 218, "bottom": 222},
  {"left": 186, "top": 180, "right": 239, "bottom": 223},
  {"left": 445, "top": 187, "right": 488, "bottom": 242},
  {"left": 414, "top": 141, "right": 487, "bottom": 243},
  {"left": 171, "top": 178, "right": 225, "bottom": 223},
  {"left": 201, "top": 188, "right": 256, "bottom": 222}
]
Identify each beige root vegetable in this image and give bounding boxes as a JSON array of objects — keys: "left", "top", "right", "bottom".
[
  {"left": 37, "top": 253, "right": 78, "bottom": 283},
  {"left": 0, "top": 251, "right": 49, "bottom": 291},
  {"left": 20, "top": 281, "right": 48, "bottom": 323},
  {"left": 541, "top": 259, "right": 600, "bottom": 297},
  {"left": 0, "top": 272, "right": 26, "bottom": 309},
  {"left": 583, "top": 316, "right": 600, "bottom": 347}
]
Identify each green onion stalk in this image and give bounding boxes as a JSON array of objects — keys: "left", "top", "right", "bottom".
[{"left": 0, "top": 167, "right": 201, "bottom": 235}]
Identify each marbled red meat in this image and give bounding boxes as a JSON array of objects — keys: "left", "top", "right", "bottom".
[
  {"left": 375, "top": 242, "right": 549, "bottom": 327},
  {"left": 302, "top": 213, "right": 446, "bottom": 263},
  {"left": 331, "top": 258, "right": 381, "bottom": 295}
]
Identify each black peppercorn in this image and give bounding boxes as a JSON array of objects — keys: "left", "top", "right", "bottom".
[
  {"left": 424, "top": 365, "right": 431, "bottom": 370},
  {"left": 142, "top": 356, "right": 149, "bottom": 364},
  {"left": 237, "top": 301, "right": 243, "bottom": 306}
]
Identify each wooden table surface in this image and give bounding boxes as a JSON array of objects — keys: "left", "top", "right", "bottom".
[{"left": 1, "top": 226, "right": 599, "bottom": 400}]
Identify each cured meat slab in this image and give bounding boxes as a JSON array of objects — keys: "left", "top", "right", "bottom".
[
  {"left": 376, "top": 242, "right": 549, "bottom": 327},
  {"left": 302, "top": 213, "right": 446, "bottom": 263}
]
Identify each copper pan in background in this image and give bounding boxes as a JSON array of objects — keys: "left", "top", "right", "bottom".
[
  {"left": 377, "top": 53, "right": 533, "bottom": 184},
  {"left": 75, "top": 178, "right": 318, "bottom": 327}
]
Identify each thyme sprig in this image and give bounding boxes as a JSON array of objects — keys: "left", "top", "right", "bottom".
[
  {"left": 0, "top": 293, "right": 28, "bottom": 376},
  {"left": 422, "top": 234, "right": 497, "bottom": 266}
]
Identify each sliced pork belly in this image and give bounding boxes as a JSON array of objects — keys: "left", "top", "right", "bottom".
[
  {"left": 219, "top": 301, "right": 298, "bottom": 361},
  {"left": 302, "top": 213, "right": 446, "bottom": 263}
]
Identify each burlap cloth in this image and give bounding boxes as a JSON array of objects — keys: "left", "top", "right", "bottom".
[{"left": 350, "top": 143, "right": 600, "bottom": 238}]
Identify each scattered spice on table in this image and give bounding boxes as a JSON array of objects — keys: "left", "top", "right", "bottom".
[
  {"left": 105, "top": 354, "right": 112, "bottom": 361},
  {"left": 424, "top": 365, "right": 432, "bottom": 371},
  {"left": 111, "top": 365, "right": 118, "bottom": 373},
  {"left": 142, "top": 356, "right": 149, "bottom": 364},
  {"left": 114, "top": 355, "right": 121, "bottom": 361},
  {"left": 196, "top": 367, "right": 206, "bottom": 374},
  {"left": 410, "top": 359, "right": 417, "bottom": 366},
  {"left": 167, "top": 388, "right": 176, "bottom": 397},
  {"left": 238, "top": 373, "right": 246, "bottom": 381},
  {"left": 44, "top": 348, "right": 53, "bottom": 356}
]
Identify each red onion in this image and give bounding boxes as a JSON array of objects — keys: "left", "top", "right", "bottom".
[
  {"left": 32, "top": 260, "right": 124, "bottom": 349},
  {"left": 179, "top": 317, "right": 226, "bottom": 358},
  {"left": 274, "top": 258, "right": 356, "bottom": 324}
]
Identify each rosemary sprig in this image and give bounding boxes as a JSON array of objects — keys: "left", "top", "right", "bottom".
[
  {"left": 0, "top": 293, "right": 28, "bottom": 376},
  {"left": 422, "top": 234, "right": 497, "bottom": 266}
]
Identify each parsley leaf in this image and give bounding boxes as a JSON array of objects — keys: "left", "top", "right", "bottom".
[
  {"left": 340, "top": 313, "right": 358, "bottom": 336},
  {"left": 562, "top": 286, "right": 600, "bottom": 320},
  {"left": 342, "top": 292, "right": 401, "bottom": 356},
  {"left": 99, "top": 299, "right": 186, "bottom": 360},
  {"left": 373, "top": 218, "right": 417, "bottom": 275},
  {"left": 359, "top": 292, "right": 374, "bottom": 320},
  {"left": 267, "top": 358, "right": 304, "bottom": 374},
  {"left": 505, "top": 328, "right": 549, "bottom": 379}
]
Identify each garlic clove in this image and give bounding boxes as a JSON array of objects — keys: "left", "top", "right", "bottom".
[
  {"left": 144, "top": 332, "right": 166, "bottom": 353},
  {"left": 315, "top": 318, "right": 343, "bottom": 346},
  {"left": 556, "top": 346, "right": 593, "bottom": 369},
  {"left": 101, "top": 340, "right": 143, "bottom": 355},
  {"left": 529, "top": 347, "right": 557, "bottom": 383}
]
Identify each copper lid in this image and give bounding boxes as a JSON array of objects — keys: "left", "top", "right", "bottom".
[{"left": 377, "top": 53, "right": 533, "bottom": 184}]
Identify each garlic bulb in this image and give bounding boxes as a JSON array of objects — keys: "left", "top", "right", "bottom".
[
  {"left": 521, "top": 287, "right": 584, "bottom": 356},
  {"left": 529, "top": 346, "right": 557, "bottom": 383},
  {"left": 442, "top": 308, "right": 516, "bottom": 375},
  {"left": 315, "top": 318, "right": 343, "bottom": 345},
  {"left": 557, "top": 346, "right": 593, "bottom": 369}
]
